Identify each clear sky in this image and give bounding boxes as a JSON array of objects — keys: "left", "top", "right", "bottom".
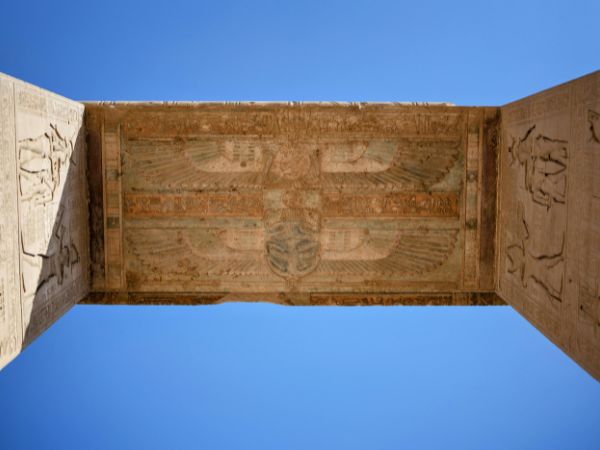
[{"left": 1, "top": 1, "right": 599, "bottom": 449}]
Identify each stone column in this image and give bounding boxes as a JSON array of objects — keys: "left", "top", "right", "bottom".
[
  {"left": 498, "top": 70, "right": 600, "bottom": 380},
  {"left": 0, "top": 73, "right": 89, "bottom": 370}
]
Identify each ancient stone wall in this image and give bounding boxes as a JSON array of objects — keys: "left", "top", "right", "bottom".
[
  {"left": 0, "top": 74, "right": 89, "bottom": 369},
  {"left": 498, "top": 70, "right": 600, "bottom": 380}
]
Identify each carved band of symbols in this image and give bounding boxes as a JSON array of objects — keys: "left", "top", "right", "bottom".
[
  {"left": 124, "top": 193, "right": 264, "bottom": 217},
  {"left": 124, "top": 192, "right": 459, "bottom": 219},
  {"left": 127, "top": 225, "right": 459, "bottom": 282}
]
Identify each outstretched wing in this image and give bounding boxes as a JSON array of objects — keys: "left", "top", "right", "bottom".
[
  {"left": 317, "top": 227, "right": 458, "bottom": 275},
  {"left": 127, "top": 228, "right": 270, "bottom": 277},
  {"left": 321, "top": 139, "right": 460, "bottom": 190},
  {"left": 125, "top": 138, "right": 265, "bottom": 190}
]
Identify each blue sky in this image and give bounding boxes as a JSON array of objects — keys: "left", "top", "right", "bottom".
[{"left": 1, "top": 1, "right": 599, "bottom": 449}]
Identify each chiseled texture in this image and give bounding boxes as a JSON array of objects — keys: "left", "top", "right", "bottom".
[
  {"left": 84, "top": 102, "right": 499, "bottom": 304},
  {"left": 0, "top": 73, "right": 89, "bottom": 370},
  {"left": 2, "top": 70, "right": 599, "bottom": 382},
  {"left": 498, "top": 70, "right": 600, "bottom": 380}
]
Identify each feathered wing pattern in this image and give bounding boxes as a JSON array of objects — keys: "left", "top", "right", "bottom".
[
  {"left": 127, "top": 137, "right": 459, "bottom": 190},
  {"left": 317, "top": 227, "right": 459, "bottom": 275},
  {"left": 127, "top": 228, "right": 270, "bottom": 276},
  {"left": 126, "top": 139, "right": 265, "bottom": 190},
  {"left": 321, "top": 140, "right": 460, "bottom": 190}
]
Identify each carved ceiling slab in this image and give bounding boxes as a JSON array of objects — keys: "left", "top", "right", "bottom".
[
  {"left": 0, "top": 73, "right": 88, "bottom": 369},
  {"left": 84, "top": 103, "right": 499, "bottom": 305}
]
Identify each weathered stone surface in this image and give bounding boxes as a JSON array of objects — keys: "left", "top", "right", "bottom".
[
  {"left": 0, "top": 73, "right": 89, "bottom": 370},
  {"left": 3, "top": 70, "right": 599, "bottom": 381},
  {"left": 498, "top": 70, "right": 600, "bottom": 380},
  {"left": 81, "top": 291, "right": 505, "bottom": 306},
  {"left": 84, "top": 103, "right": 500, "bottom": 301}
]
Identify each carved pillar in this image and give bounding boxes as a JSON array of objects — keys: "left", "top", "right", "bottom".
[
  {"left": 498, "top": 70, "right": 600, "bottom": 380},
  {"left": 0, "top": 73, "right": 89, "bottom": 370}
]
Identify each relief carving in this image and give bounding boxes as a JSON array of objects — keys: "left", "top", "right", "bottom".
[
  {"left": 123, "top": 109, "right": 463, "bottom": 138},
  {"left": 124, "top": 138, "right": 265, "bottom": 189},
  {"left": 264, "top": 143, "right": 320, "bottom": 187},
  {"left": 508, "top": 125, "right": 568, "bottom": 209},
  {"left": 589, "top": 109, "right": 600, "bottom": 144},
  {"left": 322, "top": 192, "right": 459, "bottom": 217},
  {"left": 266, "top": 221, "right": 320, "bottom": 278},
  {"left": 127, "top": 137, "right": 460, "bottom": 191},
  {"left": 128, "top": 224, "right": 457, "bottom": 283},
  {"left": 18, "top": 124, "right": 74, "bottom": 206},
  {"left": 123, "top": 121, "right": 463, "bottom": 289},
  {"left": 270, "top": 145, "right": 314, "bottom": 181},
  {"left": 321, "top": 140, "right": 460, "bottom": 190},
  {"left": 126, "top": 139, "right": 266, "bottom": 190},
  {"left": 21, "top": 207, "right": 80, "bottom": 294},
  {"left": 579, "top": 282, "right": 600, "bottom": 336},
  {"left": 317, "top": 228, "right": 458, "bottom": 276},
  {"left": 128, "top": 228, "right": 270, "bottom": 279},
  {"left": 96, "top": 105, "right": 472, "bottom": 296},
  {"left": 506, "top": 203, "right": 564, "bottom": 303}
]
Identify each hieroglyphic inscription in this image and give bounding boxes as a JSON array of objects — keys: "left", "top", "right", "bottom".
[
  {"left": 463, "top": 111, "right": 484, "bottom": 289},
  {"left": 505, "top": 202, "right": 565, "bottom": 303},
  {"left": 499, "top": 85, "right": 571, "bottom": 359},
  {"left": 15, "top": 80, "right": 88, "bottom": 346},
  {"left": 122, "top": 136, "right": 461, "bottom": 192},
  {"left": 498, "top": 70, "right": 600, "bottom": 380},
  {"left": 81, "top": 291, "right": 505, "bottom": 307},
  {"left": 118, "top": 107, "right": 464, "bottom": 137},
  {"left": 0, "top": 74, "right": 21, "bottom": 368},
  {"left": 507, "top": 126, "right": 568, "bottom": 209},
  {"left": 21, "top": 207, "right": 81, "bottom": 295},
  {"left": 18, "top": 124, "right": 75, "bottom": 205},
  {"left": 499, "top": 84, "right": 570, "bottom": 306},
  {"left": 321, "top": 192, "right": 458, "bottom": 217},
  {"left": 84, "top": 103, "right": 499, "bottom": 297},
  {"left": 570, "top": 73, "right": 600, "bottom": 379},
  {"left": 124, "top": 193, "right": 264, "bottom": 217},
  {"left": 0, "top": 73, "right": 89, "bottom": 369},
  {"left": 103, "top": 126, "right": 124, "bottom": 290}
]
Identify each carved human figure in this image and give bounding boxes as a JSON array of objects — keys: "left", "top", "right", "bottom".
[
  {"left": 18, "top": 124, "right": 73, "bottom": 205},
  {"left": 39, "top": 223, "right": 79, "bottom": 289},
  {"left": 506, "top": 203, "right": 564, "bottom": 303},
  {"left": 509, "top": 126, "right": 568, "bottom": 208},
  {"left": 21, "top": 208, "right": 79, "bottom": 294}
]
